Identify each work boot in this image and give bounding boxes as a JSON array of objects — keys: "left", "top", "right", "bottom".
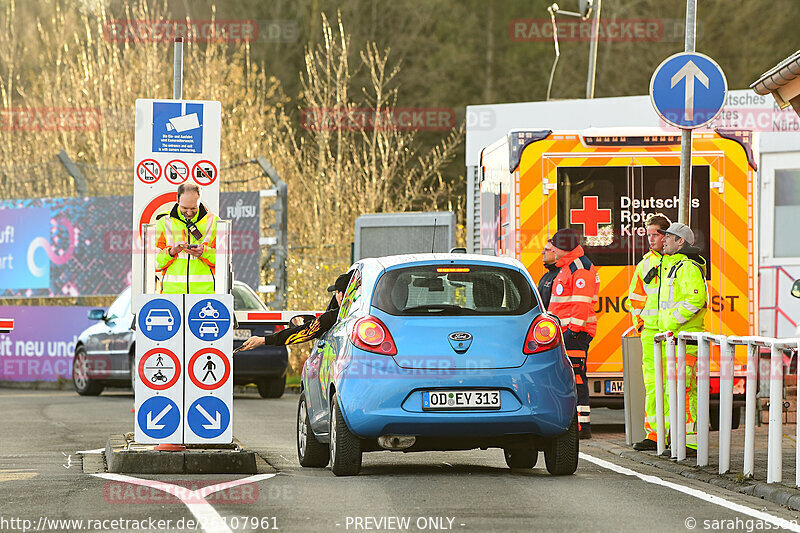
[
  {"left": 633, "top": 438, "right": 657, "bottom": 451},
  {"left": 660, "top": 447, "right": 696, "bottom": 458},
  {"left": 578, "top": 427, "right": 592, "bottom": 440}
]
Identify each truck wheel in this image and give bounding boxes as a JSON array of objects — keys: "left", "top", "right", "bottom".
[
  {"left": 297, "top": 393, "right": 329, "bottom": 467},
  {"left": 257, "top": 377, "right": 286, "bottom": 398},
  {"left": 504, "top": 446, "right": 538, "bottom": 469},
  {"left": 329, "top": 392, "right": 362, "bottom": 476},
  {"left": 544, "top": 415, "right": 579, "bottom": 476},
  {"left": 72, "top": 347, "right": 104, "bottom": 396}
]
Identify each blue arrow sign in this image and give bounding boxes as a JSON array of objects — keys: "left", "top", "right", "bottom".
[
  {"left": 138, "top": 298, "right": 181, "bottom": 342},
  {"left": 187, "top": 396, "right": 230, "bottom": 439},
  {"left": 650, "top": 52, "right": 727, "bottom": 129},
  {"left": 137, "top": 396, "right": 181, "bottom": 439},
  {"left": 187, "top": 298, "right": 231, "bottom": 341}
]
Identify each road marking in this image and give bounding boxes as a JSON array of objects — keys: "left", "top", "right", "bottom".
[
  {"left": 580, "top": 452, "right": 800, "bottom": 532},
  {"left": 93, "top": 473, "right": 276, "bottom": 533},
  {"left": 0, "top": 469, "right": 38, "bottom": 482},
  {"left": 77, "top": 448, "right": 105, "bottom": 454}
]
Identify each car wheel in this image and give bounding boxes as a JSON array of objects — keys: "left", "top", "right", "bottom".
[
  {"left": 544, "top": 414, "right": 578, "bottom": 476},
  {"left": 504, "top": 446, "right": 538, "bottom": 469},
  {"left": 297, "top": 393, "right": 329, "bottom": 467},
  {"left": 257, "top": 377, "right": 286, "bottom": 399},
  {"left": 329, "top": 392, "right": 361, "bottom": 476},
  {"left": 72, "top": 347, "right": 104, "bottom": 396},
  {"left": 710, "top": 406, "right": 741, "bottom": 431}
]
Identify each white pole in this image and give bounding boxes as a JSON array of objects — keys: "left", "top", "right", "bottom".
[
  {"left": 677, "top": 337, "right": 687, "bottom": 460},
  {"left": 768, "top": 343, "right": 783, "bottom": 483},
  {"left": 718, "top": 338, "right": 734, "bottom": 474},
  {"left": 173, "top": 37, "right": 183, "bottom": 100},
  {"left": 743, "top": 342, "right": 757, "bottom": 478},
  {"left": 678, "top": 0, "right": 697, "bottom": 225},
  {"left": 667, "top": 337, "right": 678, "bottom": 459},
  {"left": 696, "top": 335, "right": 710, "bottom": 467},
  {"left": 655, "top": 337, "right": 666, "bottom": 455}
]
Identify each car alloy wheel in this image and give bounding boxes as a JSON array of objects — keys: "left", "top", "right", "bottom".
[
  {"left": 296, "top": 393, "right": 328, "bottom": 467},
  {"left": 72, "top": 347, "right": 104, "bottom": 396}
]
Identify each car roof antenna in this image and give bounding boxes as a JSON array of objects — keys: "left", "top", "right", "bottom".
[{"left": 431, "top": 218, "right": 437, "bottom": 253}]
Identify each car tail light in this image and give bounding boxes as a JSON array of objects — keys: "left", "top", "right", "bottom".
[
  {"left": 351, "top": 316, "right": 397, "bottom": 356},
  {"left": 523, "top": 314, "right": 561, "bottom": 354}
]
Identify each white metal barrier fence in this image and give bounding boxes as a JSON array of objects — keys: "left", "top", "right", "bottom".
[{"left": 653, "top": 332, "right": 800, "bottom": 484}]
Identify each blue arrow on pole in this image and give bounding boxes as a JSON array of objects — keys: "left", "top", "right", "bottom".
[{"left": 650, "top": 52, "right": 727, "bottom": 129}]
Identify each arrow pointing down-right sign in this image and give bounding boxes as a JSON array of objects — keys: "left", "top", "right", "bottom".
[{"left": 650, "top": 52, "right": 727, "bottom": 129}]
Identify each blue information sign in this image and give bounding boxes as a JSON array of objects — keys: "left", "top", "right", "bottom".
[
  {"left": 137, "top": 298, "right": 181, "bottom": 342},
  {"left": 650, "top": 52, "right": 727, "bottom": 129},
  {"left": 187, "top": 396, "right": 230, "bottom": 439},
  {"left": 187, "top": 298, "right": 231, "bottom": 341},
  {"left": 137, "top": 396, "right": 181, "bottom": 440},
  {"left": 152, "top": 102, "right": 204, "bottom": 153}
]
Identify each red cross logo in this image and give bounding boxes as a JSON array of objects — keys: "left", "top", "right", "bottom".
[{"left": 569, "top": 196, "right": 611, "bottom": 237}]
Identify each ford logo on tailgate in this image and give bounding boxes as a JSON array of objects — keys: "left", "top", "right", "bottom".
[{"left": 448, "top": 332, "right": 473, "bottom": 354}]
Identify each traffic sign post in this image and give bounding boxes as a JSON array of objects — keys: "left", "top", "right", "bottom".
[
  {"left": 184, "top": 294, "right": 233, "bottom": 444},
  {"left": 134, "top": 294, "right": 184, "bottom": 444},
  {"left": 649, "top": 0, "right": 727, "bottom": 226}
]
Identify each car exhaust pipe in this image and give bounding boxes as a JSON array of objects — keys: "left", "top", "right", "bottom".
[{"left": 378, "top": 435, "right": 416, "bottom": 450}]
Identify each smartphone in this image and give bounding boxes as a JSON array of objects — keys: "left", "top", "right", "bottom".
[{"left": 186, "top": 244, "right": 199, "bottom": 249}]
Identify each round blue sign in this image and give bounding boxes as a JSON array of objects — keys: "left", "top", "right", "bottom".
[
  {"left": 187, "top": 396, "right": 230, "bottom": 439},
  {"left": 137, "top": 396, "right": 181, "bottom": 439},
  {"left": 138, "top": 298, "right": 181, "bottom": 342},
  {"left": 187, "top": 298, "right": 231, "bottom": 341},
  {"left": 650, "top": 52, "right": 727, "bottom": 129}
]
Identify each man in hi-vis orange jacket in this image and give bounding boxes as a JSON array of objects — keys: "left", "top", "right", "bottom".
[{"left": 546, "top": 228, "right": 600, "bottom": 440}]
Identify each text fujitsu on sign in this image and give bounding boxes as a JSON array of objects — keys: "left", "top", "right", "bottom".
[{"left": 557, "top": 165, "right": 710, "bottom": 268}]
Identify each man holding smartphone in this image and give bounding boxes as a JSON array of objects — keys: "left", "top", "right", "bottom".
[{"left": 155, "top": 183, "right": 219, "bottom": 294}]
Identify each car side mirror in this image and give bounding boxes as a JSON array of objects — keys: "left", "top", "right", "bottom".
[
  {"left": 792, "top": 280, "right": 800, "bottom": 299},
  {"left": 88, "top": 309, "right": 106, "bottom": 321}
]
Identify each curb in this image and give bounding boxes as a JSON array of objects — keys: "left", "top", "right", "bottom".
[
  {"left": 105, "top": 433, "right": 268, "bottom": 475},
  {"left": 583, "top": 439, "right": 800, "bottom": 511}
]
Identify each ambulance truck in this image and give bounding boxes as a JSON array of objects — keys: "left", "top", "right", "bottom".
[{"left": 479, "top": 128, "right": 758, "bottom": 415}]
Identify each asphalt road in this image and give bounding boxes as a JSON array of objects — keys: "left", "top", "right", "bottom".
[{"left": 2, "top": 387, "right": 800, "bottom": 533}]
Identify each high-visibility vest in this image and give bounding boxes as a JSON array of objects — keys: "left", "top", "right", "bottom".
[
  {"left": 548, "top": 245, "right": 600, "bottom": 337},
  {"left": 628, "top": 250, "right": 662, "bottom": 331},
  {"left": 155, "top": 203, "right": 218, "bottom": 294},
  {"left": 656, "top": 251, "right": 708, "bottom": 335}
]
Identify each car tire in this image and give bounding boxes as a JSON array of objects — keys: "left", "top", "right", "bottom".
[
  {"left": 329, "top": 392, "right": 362, "bottom": 476},
  {"left": 544, "top": 414, "right": 579, "bottom": 476},
  {"left": 504, "top": 446, "right": 538, "bottom": 469},
  {"left": 257, "top": 377, "right": 286, "bottom": 398},
  {"left": 72, "top": 347, "right": 104, "bottom": 396},
  {"left": 297, "top": 393, "right": 329, "bottom": 467},
  {"left": 710, "top": 406, "right": 741, "bottom": 431}
]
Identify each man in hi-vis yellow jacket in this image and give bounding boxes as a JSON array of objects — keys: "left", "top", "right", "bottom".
[{"left": 155, "top": 183, "right": 218, "bottom": 294}]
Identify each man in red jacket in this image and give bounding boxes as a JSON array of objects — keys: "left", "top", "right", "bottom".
[{"left": 546, "top": 228, "right": 600, "bottom": 439}]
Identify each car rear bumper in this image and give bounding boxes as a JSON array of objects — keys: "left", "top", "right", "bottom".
[{"left": 336, "top": 348, "right": 577, "bottom": 439}]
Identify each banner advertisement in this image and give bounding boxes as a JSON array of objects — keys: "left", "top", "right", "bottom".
[
  {"left": 0, "top": 192, "right": 260, "bottom": 297},
  {"left": 0, "top": 306, "right": 94, "bottom": 382}
]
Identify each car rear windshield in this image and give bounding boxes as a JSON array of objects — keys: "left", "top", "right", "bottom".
[{"left": 371, "top": 264, "right": 537, "bottom": 316}]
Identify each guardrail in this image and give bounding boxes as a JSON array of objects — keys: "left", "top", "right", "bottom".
[{"left": 653, "top": 332, "right": 800, "bottom": 484}]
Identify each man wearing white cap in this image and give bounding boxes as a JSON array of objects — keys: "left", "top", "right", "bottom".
[{"left": 657, "top": 222, "right": 708, "bottom": 457}]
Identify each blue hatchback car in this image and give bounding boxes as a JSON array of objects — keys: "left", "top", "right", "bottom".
[{"left": 297, "top": 253, "right": 578, "bottom": 476}]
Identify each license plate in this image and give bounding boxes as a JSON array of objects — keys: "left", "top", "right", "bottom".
[
  {"left": 233, "top": 329, "right": 252, "bottom": 340},
  {"left": 605, "top": 380, "right": 624, "bottom": 394},
  {"left": 422, "top": 390, "right": 501, "bottom": 410}
]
